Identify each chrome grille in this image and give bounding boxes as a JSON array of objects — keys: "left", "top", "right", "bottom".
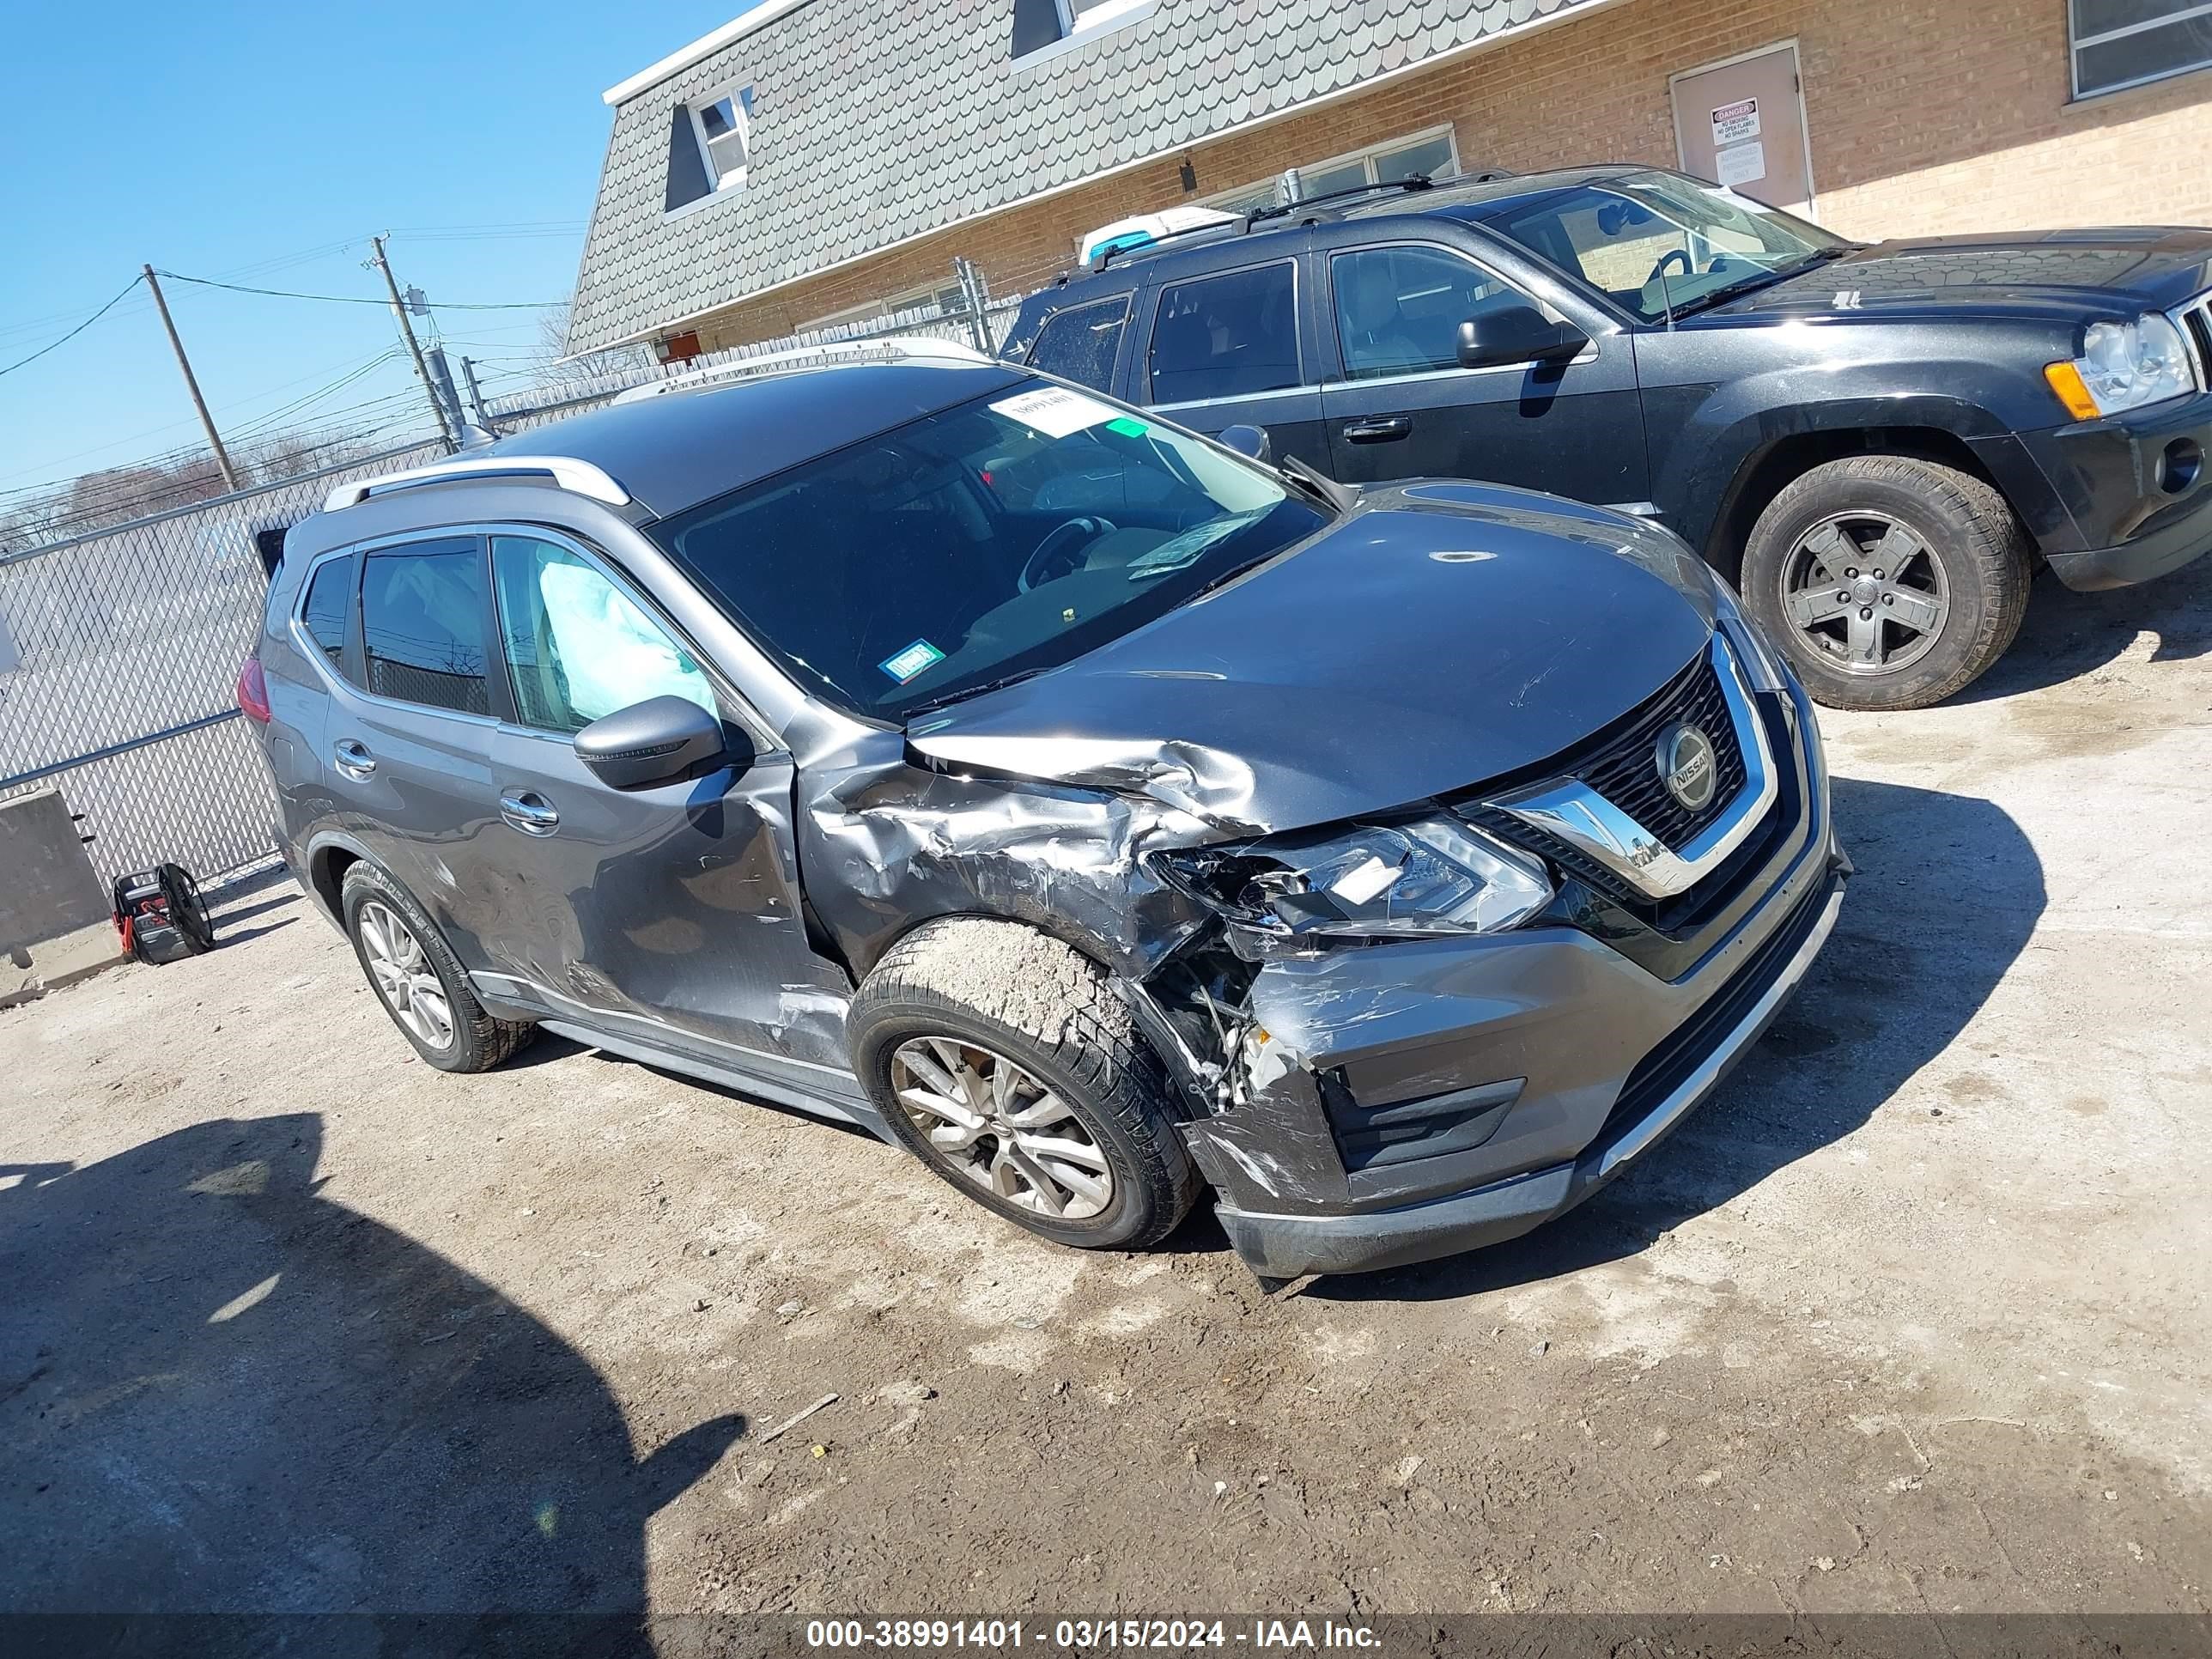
[
  {"left": 1460, "top": 636, "right": 1778, "bottom": 912},
  {"left": 1570, "top": 652, "right": 1748, "bottom": 850},
  {"left": 2178, "top": 291, "right": 2212, "bottom": 393}
]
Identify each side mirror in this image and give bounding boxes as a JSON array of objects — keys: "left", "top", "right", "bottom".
[
  {"left": 1218, "top": 423, "right": 1273, "bottom": 465},
  {"left": 1455, "top": 307, "right": 1589, "bottom": 371},
  {"left": 573, "top": 696, "right": 739, "bottom": 790}
]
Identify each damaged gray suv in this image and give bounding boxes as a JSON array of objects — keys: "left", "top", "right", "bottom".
[{"left": 242, "top": 349, "right": 1848, "bottom": 1280}]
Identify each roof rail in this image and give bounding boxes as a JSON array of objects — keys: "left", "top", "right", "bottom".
[
  {"left": 611, "top": 335, "right": 994, "bottom": 405},
  {"left": 1093, "top": 216, "right": 1252, "bottom": 271},
  {"left": 323, "top": 455, "right": 631, "bottom": 513},
  {"left": 1249, "top": 173, "right": 1438, "bottom": 224}
]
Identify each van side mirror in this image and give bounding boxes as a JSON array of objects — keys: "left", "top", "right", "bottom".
[
  {"left": 573, "top": 696, "right": 741, "bottom": 790},
  {"left": 1218, "top": 423, "right": 1272, "bottom": 465},
  {"left": 1455, "top": 307, "right": 1589, "bottom": 371}
]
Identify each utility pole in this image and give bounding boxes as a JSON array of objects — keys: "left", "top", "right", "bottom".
[
  {"left": 458, "top": 355, "right": 501, "bottom": 436},
  {"left": 368, "top": 235, "right": 457, "bottom": 453},
  {"left": 142, "top": 265, "right": 240, "bottom": 492}
]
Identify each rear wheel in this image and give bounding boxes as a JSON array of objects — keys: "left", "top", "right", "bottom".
[
  {"left": 341, "top": 861, "right": 534, "bottom": 1073},
  {"left": 848, "top": 919, "right": 1199, "bottom": 1251},
  {"left": 1741, "top": 455, "right": 2033, "bottom": 711}
]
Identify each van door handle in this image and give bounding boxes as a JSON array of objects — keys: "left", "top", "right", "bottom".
[
  {"left": 499, "top": 792, "right": 561, "bottom": 836},
  {"left": 1341, "top": 416, "right": 1411, "bottom": 444},
  {"left": 332, "top": 739, "right": 377, "bottom": 781}
]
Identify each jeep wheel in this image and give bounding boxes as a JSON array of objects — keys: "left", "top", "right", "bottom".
[
  {"left": 848, "top": 918, "right": 1199, "bottom": 1251},
  {"left": 1742, "top": 455, "right": 2033, "bottom": 711},
  {"left": 341, "top": 861, "right": 535, "bottom": 1073}
]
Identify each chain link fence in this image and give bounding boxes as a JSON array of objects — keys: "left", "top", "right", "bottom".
[{"left": 0, "top": 275, "right": 1036, "bottom": 892}]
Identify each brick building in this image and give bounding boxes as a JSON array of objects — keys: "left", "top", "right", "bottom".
[{"left": 563, "top": 0, "right": 2212, "bottom": 361}]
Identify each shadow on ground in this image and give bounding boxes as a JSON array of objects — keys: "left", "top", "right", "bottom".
[
  {"left": 1319, "top": 773, "right": 2044, "bottom": 1301},
  {"left": 0, "top": 1114, "right": 742, "bottom": 1650},
  {"left": 1948, "top": 554, "right": 2212, "bottom": 705}
]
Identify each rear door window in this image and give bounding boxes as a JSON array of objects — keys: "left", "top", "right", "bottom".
[
  {"left": 1025, "top": 295, "right": 1132, "bottom": 392},
  {"left": 1146, "top": 261, "right": 1301, "bottom": 404},
  {"left": 297, "top": 555, "right": 356, "bottom": 681},
  {"left": 360, "top": 537, "right": 491, "bottom": 715}
]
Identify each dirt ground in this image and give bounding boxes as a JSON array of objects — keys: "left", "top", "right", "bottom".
[{"left": 3, "top": 558, "right": 2209, "bottom": 1633}]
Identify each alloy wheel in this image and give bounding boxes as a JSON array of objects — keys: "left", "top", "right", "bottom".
[
  {"left": 358, "top": 901, "right": 454, "bottom": 1051},
  {"left": 1779, "top": 512, "right": 1951, "bottom": 676},
  {"left": 890, "top": 1036, "right": 1114, "bottom": 1220}
]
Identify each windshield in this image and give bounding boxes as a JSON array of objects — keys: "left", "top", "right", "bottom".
[
  {"left": 646, "top": 381, "right": 1327, "bottom": 721},
  {"left": 1484, "top": 171, "right": 1847, "bottom": 323}
]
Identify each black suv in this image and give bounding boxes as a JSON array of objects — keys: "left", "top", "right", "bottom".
[{"left": 1003, "top": 166, "right": 2212, "bottom": 710}]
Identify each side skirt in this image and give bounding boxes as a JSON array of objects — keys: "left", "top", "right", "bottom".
[{"left": 535, "top": 1019, "right": 891, "bottom": 1139}]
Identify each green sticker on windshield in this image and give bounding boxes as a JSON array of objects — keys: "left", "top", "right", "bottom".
[
  {"left": 878, "top": 639, "right": 945, "bottom": 684},
  {"left": 1105, "top": 416, "right": 1150, "bottom": 437}
]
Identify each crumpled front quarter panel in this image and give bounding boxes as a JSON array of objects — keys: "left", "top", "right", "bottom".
[{"left": 796, "top": 730, "right": 1215, "bottom": 982}]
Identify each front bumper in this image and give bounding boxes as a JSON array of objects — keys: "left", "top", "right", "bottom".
[
  {"left": 1179, "top": 672, "right": 1844, "bottom": 1280},
  {"left": 2007, "top": 392, "right": 2212, "bottom": 592},
  {"left": 1210, "top": 867, "right": 1844, "bottom": 1278}
]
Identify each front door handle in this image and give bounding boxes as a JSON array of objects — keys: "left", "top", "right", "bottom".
[
  {"left": 499, "top": 792, "right": 561, "bottom": 837},
  {"left": 332, "top": 739, "right": 377, "bottom": 781},
  {"left": 1341, "top": 416, "right": 1412, "bottom": 444}
]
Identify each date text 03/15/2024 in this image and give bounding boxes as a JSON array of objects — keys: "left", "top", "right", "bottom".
[{"left": 803, "top": 1620, "right": 1382, "bottom": 1649}]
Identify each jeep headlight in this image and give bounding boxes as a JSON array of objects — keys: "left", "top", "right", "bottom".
[
  {"left": 2046, "top": 313, "right": 2194, "bottom": 421},
  {"left": 1156, "top": 818, "right": 1553, "bottom": 941}
]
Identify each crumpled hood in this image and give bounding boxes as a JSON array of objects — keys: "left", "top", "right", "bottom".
[
  {"left": 907, "top": 483, "right": 1717, "bottom": 836},
  {"left": 1717, "top": 228, "right": 2212, "bottom": 322}
]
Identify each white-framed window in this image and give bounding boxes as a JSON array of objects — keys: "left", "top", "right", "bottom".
[
  {"left": 799, "top": 279, "right": 969, "bottom": 335},
  {"left": 1010, "top": 0, "right": 1155, "bottom": 65},
  {"left": 692, "top": 84, "right": 754, "bottom": 189},
  {"left": 2070, "top": 1, "right": 2212, "bottom": 99},
  {"left": 1199, "top": 125, "right": 1462, "bottom": 215}
]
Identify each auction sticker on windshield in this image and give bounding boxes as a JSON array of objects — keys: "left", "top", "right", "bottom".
[
  {"left": 991, "top": 386, "right": 1121, "bottom": 439},
  {"left": 878, "top": 639, "right": 946, "bottom": 683}
]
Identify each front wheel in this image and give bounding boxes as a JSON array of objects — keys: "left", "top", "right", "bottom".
[
  {"left": 1741, "top": 455, "right": 2033, "bottom": 711},
  {"left": 848, "top": 919, "right": 1199, "bottom": 1251}
]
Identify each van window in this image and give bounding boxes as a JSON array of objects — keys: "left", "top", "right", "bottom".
[
  {"left": 360, "top": 538, "right": 490, "bottom": 715},
  {"left": 1026, "top": 295, "right": 1131, "bottom": 392},
  {"left": 1146, "top": 262, "right": 1300, "bottom": 404},
  {"left": 298, "top": 555, "right": 356, "bottom": 679}
]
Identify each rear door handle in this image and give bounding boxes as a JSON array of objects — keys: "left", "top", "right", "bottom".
[
  {"left": 332, "top": 739, "right": 376, "bottom": 781},
  {"left": 1341, "top": 416, "right": 1412, "bottom": 444},
  {"left": 499, "top": 791, "right": 561, "bottom": 837}
]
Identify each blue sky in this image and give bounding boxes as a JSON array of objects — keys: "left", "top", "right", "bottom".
[{"left": 0, "top": 0, "right": 759, "bottom": 501}]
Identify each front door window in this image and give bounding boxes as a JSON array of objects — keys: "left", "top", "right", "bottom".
[
  {"left": 1330, "top": 245, "right": 1531, "bottom": 381},
  {"left": 489, "top": 535, "right": 718, "bottom": 734}
]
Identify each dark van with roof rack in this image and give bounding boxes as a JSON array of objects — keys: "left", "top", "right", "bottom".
[{"left": 1002, "top": 165, "right": 2212, "bottom": 710}]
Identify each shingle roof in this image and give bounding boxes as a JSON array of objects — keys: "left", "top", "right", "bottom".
[{"left": 565, "top": 0, "right": 1615, "bottom": 356}]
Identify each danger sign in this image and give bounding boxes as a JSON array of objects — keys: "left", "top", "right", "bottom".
[{"left": 1711, "top": 97, "right": 1761, "bottom": 146}]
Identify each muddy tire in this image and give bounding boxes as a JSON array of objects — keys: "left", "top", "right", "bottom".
[
  {"left": 848, "top": 919, "right": 1200, "bottom": 1251},
  {"left": 341, "top": 861, "right": 535, "bottom": 1074},
  {"left": 1741, "top": 455, "right": 2033, "bottom": 711}
]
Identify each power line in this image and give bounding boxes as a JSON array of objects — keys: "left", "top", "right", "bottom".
[
  {"left": 0, "top": 275, "right": 145, "bottom": 380},
  {"left": 154, "top": 270, "right": 563, "bottom": 311},
  {"left": 224, "top": 349, "right": 404, "bottom": 441}
]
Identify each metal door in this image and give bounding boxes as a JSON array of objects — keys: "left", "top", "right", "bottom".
[{"left": 1671, "top": 42, "right": 1816, "bottom": 216}]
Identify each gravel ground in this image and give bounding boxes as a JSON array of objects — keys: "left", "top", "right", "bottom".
[{"left": 2, "top": 559, "right": 2209, "bottom": 1632}]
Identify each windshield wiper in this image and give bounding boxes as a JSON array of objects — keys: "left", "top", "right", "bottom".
[
  {"left": 901, "top": 665, "right": 1054, "bottom": 717},
  {"left": 1670, "top": 245, "right": 1855, "bottom": 317},
  {"left": 1279, "top": 453, "right": 1350, "bottom": 514}
]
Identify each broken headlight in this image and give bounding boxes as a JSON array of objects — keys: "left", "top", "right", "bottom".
[{"left": 1156, "top": 817, "right": 1553, "bottom": 941}]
